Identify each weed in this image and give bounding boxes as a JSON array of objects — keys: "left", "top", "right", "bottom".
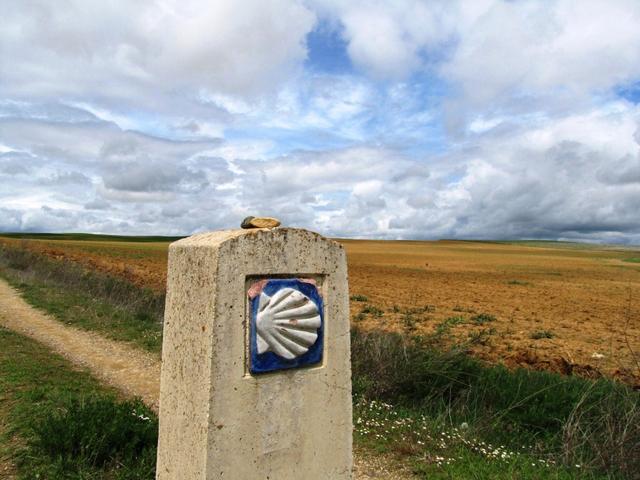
[
  {"left": 434, "top": 316, "right": 466, "bottom": 336},
  {"left": 468, "top": 328, "right": 496, "bottom": 346},
  {"left": 350, "top": 294, "right": 369, "bottom": 302},
  {"left": 531, "top": 330, "right": 555, "bottom": 340},
  {"left": 401, "top": 305, "right": 436, "bottom": 315},
  {"left": 471, "top": 313, "right": 496, "bottom": 324},
  {"left": 361, "top": 304, "right": 384, "bottom": 318},
  {"left": 622, "top": 257, "right": 640, "bottom": 263},
  {"left": 402, "top": 313, "right": 417, "bottom": 331},
  {"left": 507, "top": 280, "right": 530, "bottom": 286}
]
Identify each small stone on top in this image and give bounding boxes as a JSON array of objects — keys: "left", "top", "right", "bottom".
[{"left": 241, "top": 216, "right": 281, "bottom": 229}]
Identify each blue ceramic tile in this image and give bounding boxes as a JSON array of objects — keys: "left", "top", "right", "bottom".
[{"left": 249, "top": 278, "right": 323, "bottom": 374}]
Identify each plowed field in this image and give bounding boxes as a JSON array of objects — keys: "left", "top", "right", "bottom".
[{"left": 2, "top": 235, "right": 639, "bottom": 386}]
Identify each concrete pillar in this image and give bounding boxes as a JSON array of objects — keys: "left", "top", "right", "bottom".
[{"left": 156, "top": 228, "right": 352, "bottom": 479}]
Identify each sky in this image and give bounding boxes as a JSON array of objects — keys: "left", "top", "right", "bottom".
[{"left": 1, "top": 0, "right": 640, "bottom": 243}]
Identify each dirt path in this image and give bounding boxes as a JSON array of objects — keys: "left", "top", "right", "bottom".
[
  {"left": 0, "top": 278, "right": 416, "bottom": 479},
  {"left": 0, "top": 278, "right": 160, "bottom": 410}
]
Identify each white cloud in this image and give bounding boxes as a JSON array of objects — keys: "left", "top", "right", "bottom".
[
  {"left": 313, "top": 0, "right": 464, "bottom": 78},
  {"left": 443, "top": 0, "right": 640, "bottom": 107},
  {"left": 0, "top": 0, "right": 316, "bottom": 99},
  {"left": 2, "top": 98, "right": 640, "bottom": 241},
  {"left": 2, "top": 1, "right": 640, "bottom": 244},
  {"left": 317, "top": 1, "right": 640, "bottom": 111}
]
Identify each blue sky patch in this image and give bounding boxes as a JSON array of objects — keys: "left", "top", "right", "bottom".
[
  {"left": 616, "top": 81, "right": 640, "bottom": 104},
  {"left": 305, "top": 20, "right": 352, "bottom": 74}
]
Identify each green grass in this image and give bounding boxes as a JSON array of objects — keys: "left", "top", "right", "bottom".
[
  {"left": 531, "top": 329, "right": 555, "bottom": 340},
  {"left": 471, "top": 313, "right": 497, "bottom": 324},
  {"left": 623, "top": 257, "right": 640, "bottom": 264},
  {"left": 0, "top": 243, "right": 163, "bottom": 354},
  {"left": 360, "top": 304, "right": 384, "bottom": 318},
  {"left": 354, "top": 399, "right": 586, "bottom": 479},
  {"left": 351, "top": 328, "right": 639, "bottom": 479},
  {"left": 350, "top": 294, "right": 369, "bottom": 302},
  {"left": 17, "top": 282, "right": 163, "bottom": 353},
  {"left": 0, "top": 327, "right": 157, "bottom": 479},
  {"left": 434, "top": 316, "right": 466, "bottom": 336},
  {"left": 496, "top": 240, "right": 623, "bottom": 251}
]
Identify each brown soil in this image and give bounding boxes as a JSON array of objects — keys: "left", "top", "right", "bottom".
[
  {"left": 343, "top": 240, "right": 640, "bottom": 387},
  {"left": 0, "top": 277, "right": 416, "bottom": 479},
  {"left": 352, "top": 445, "right": 418, "bottom": 479},
  {"left": 0, "top": 456, "right": 16, "bottom": 480},
  {"left": 2, "top": 236, "right": 639, "bottom": 386}
]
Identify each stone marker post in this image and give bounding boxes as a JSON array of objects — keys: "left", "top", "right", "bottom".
[{"left": 156, "top": 228, "right": 352, "bottom": 479}]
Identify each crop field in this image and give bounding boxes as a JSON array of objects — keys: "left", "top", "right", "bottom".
[{"left": 1, "top": 234, "right": 639, "bottom": 386}]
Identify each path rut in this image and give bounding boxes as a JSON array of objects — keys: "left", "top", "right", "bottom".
[{"left": 0, "top": 277, "right": 415, "bottom": 479}]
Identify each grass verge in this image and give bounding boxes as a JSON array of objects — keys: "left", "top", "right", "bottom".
[
  {"left": 352, "top": 328, "right": 639, "bottom": 479},
  {"left": 0, "top": 242, "right": 163, "bottom": 354},
  {"left": 0, "top": 327, "right": 157, "bottom": 479}
]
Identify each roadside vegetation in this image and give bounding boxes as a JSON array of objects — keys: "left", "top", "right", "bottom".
[
  {"left": 0, "top": 327, "right": 157, "bottom": 479},
  {"left": 1, "top": 240, "right": 638, "bottom": 478},
  {"left": 351, "top": 328, "right": 639, "bottom": 479},
  {"left": 0, "top": 242, "right": 163, "bottom": 353}
]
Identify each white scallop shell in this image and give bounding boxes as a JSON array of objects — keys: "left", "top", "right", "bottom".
[{"left": 255, "top": 287, "right": 321, "bottom": 360}]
